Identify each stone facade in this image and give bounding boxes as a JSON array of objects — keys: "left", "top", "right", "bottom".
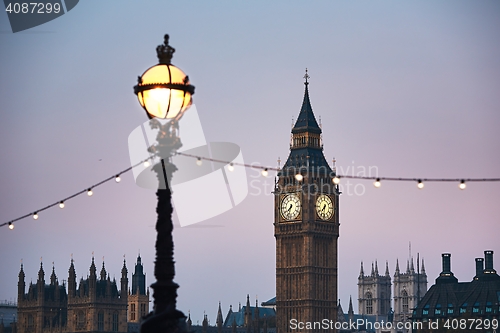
[
  {"left": 17, "top": 257, "right": 128, "bottom": 333},
  {"left": 274, "top": 76, "right": 339, "bottom": 333},
  {"left": 127, "top": 256, "right": 149, "bottom": 324}
]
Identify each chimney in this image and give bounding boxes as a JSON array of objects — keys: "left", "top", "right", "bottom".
[
  {"left": 474, "top": 258, "right": 484, "bottom": 280},
  {"left": 442, "top": 253, "right": 451, "bottom": 273},
  {"left": 484, "top": 250, "right": 496, "bottom": 274},
  {"left": 436, "top": 253, "right": 457, "bottom": 284}
]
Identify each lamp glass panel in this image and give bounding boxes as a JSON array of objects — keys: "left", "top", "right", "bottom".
[{"left": 143, "top": 88, "right": 171, "bottom": 118}]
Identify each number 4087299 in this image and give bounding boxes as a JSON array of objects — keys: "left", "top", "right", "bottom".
[{"left": 5, "top": 2, "right": 61, "bottom": 14}]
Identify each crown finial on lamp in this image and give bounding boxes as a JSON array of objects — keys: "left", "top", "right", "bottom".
[{"left": 156, "top": 34, "right": 176, "bottom": 64}]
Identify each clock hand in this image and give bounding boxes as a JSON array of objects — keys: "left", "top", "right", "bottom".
[
  {"left": 288, "top": 204, "right": 293, "bottom": 212},
  {"left": 321, "top": 203, "right": 326, "bottom": 212}
]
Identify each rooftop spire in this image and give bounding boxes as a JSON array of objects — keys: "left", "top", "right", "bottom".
[
  {"left": 292, "top": 69, "right": 321, "bottom": 134},
  {"left": 348, "top": 296, "right": 354, "bottom": 315}
]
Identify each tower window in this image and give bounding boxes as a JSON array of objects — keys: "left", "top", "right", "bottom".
[
  {"left": 77, "top": 311, "right": 85, "bottom": 330},
  {"left": 402, "top": 290, "right": 409, "bottom": 313},
  {"left": 130, "top": 303, "right": 136, "bottom": 321},
  {"left": 112, "top": 312, "right": 119, "bottom": 332},
  {"left": 98, "top": 311, "right": 104, "bottom": 331},
  {"left": 28, "top": 314, "right": 34, "bottom": 330},
  {"left": 366, "top": 292, "right": 373, "bottom": 314}
]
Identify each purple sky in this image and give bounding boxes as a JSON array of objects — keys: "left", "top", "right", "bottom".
[{"left": 1, "top": 0, "right": 499, "bottom": 325}]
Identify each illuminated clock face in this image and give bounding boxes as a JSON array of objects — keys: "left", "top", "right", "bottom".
[
  {"left": 280, "top": 194, "right": 301, "bottom": 221},
  {"left": 316, "top": 194, "right": 334, "bottom": 220}
]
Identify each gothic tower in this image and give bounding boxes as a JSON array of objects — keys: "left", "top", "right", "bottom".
[
  {"left": 357, "top": 261, "right": 392, "bottom": 317},
  {"left": 393, "top": 256, "right": 427, "bottom": 322},
  {"left": 275, "top": 72, "right": 339, "bottom": 333},
  {"left": 128, "top": 255, "right": 150, "bottom": 323}
]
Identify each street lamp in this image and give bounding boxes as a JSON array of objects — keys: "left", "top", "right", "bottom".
[
  {"left": 134, "top": 34, "right": 195, "bottom": 333},
  {"left": 134, "top": 34, "right": 195, "bottom": 120}
]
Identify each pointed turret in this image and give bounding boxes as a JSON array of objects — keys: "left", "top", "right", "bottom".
[
  {"left": 359, "top": 261, "right": 364, "bottom": 277},
  {"left": 371, "top": 262, "right": 375, "bottom": 276},
  {"left": 282, "top": 70, "right": 332, "bottom": 174},
  {"left": 410, "top": 257, "right": 415, "bottom": 273},
  {"left": 89, "top": 256, "right": 97, "bottom": 300},
  {"left": 245, "top": 294, "right": 252, "bottom": 330},
  {"left": 18, "top": 262, "right": 25, "bottom": 303},
  {"left": 217, "top": 302, "right": 224, "bottom": 333},
  {"left": 406, "top": 259, "right": 410, "bottom": 273},
  {"left": 38, "top": 262, "right": 45, "bottom": 282},
  {"left": 132, "top": 254, "right": 146, "bottom": 295},
  {"left": 68, "top": 258, "right": 76, "bottom": 298},
  {"left": 291, "top": 71, "right": 321, "bottom": 135},
  {"left": 255, "top": 298, "right": 260, "bottom": 332},
  {"left": 395, "top": 259, "right": 400, "bottom": 276},
  {"left": 89, "top": 256, "right": 97, "bottom": 279},
  {"left": 348, "top": 296, "right": 354, "bottom": 320},
  {"left": 121, "top": 258, "right": 128, "bottom": 299},
  {"left": 421, "top": 258, "right": 426, "bottom": 274},
  {"left": 385, "top": 261, "right": 390, "bottom": 277},
  {"left": 100, "top": 261, "right": 107, "bottom": 280},
  {"left": 37, "top": 262, "right": 45, "bottom": 303},
  {"left": 50, "top": 264, "right": 57, "bottom": 285},
  {"left": 375, "top": 261, "right": 379, "bottom": 276}
]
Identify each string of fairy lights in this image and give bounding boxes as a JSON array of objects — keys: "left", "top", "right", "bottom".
[{"left": 1, "top": 152, "right": 499, "bottom": 230}]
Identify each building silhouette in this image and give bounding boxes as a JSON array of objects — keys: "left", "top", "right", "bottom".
[
  {"left": 412, "top": 250, "right": 500, "bottom": 329},
  {"left": 17, "top": 257, "right": 129, "bottom": 333},
  {"left": 274, "top": 73, "right": 339, "bottom": 332},
  {"left": 393, "top": 257, "right": 427, "bottom": 323},
  {"left": 358, "top": 261, "right": 392, "bottom": 317},
  {"left": 127, "top": 255, "right": 149, "bottom": 325}
]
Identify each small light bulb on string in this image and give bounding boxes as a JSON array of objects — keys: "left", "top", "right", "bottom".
[
  {"left": 374, "top": 178, "right": 381, "bottom": 188},
  {"left": 115, "top": 175, "right": 121, "bottom": 183},
  {"left": 261, "top": 168, "right": 269, "bottom": 177},
  {"left": 59, "top": 201, "right": 65, "bottom": 209},
  {"left": 333, "top": 176, "right": 340, "bottom": 185},
  {"left": 417, "top": 180, "right": 424, "bottom": 189},
  {"left": 144, "top": 160, "right": 150, "bottom": 168},
  {"left": 459, "top": 180, "right": 466, "bottom": 190},
  {"left": 228, "top": 163, "right": 234, "bottom": 172},
  {"left": 9, "top": 222, "right": 14, "bottom": 230},
  {"left": 295, "top": 174, "right": 303, "bottom": 181},
  {"left": 33, "top": 212, "right": 39, "bottom": 220},
  {"left": 87, "top": 188, "right": 93, "bottom": 196},
  {"left": 196, "top": 158, "right": 202, "bottom": 166}
]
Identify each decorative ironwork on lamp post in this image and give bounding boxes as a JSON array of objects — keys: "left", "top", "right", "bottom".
[{"left": 134, "top": 34, "right": 195, "bottom": 333}]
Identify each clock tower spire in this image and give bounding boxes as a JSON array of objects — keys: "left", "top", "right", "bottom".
[{"left": 275, "top": 71, "right": 340, "bottom": 333}]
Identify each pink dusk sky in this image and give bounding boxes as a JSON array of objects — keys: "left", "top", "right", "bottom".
[{"left": 1, "top": 1, "right": 499, "bottom": 324}]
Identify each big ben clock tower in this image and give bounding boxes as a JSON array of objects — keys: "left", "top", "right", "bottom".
[{"left": 275, "top": 71, "right": 339, "bottom": 333}]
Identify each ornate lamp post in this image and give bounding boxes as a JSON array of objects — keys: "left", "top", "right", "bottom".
[{"left": 134, "top": 34, "right": 195, "bottom": 333}]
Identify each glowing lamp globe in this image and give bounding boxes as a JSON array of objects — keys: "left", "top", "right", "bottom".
[{"left": 134, "top": 35, "right": 195, "bottom": 119}]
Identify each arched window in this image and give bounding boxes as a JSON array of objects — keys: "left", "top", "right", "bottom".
[
  {"left": 402, "top": 290, "right": 409, "bottom": 313},
  {"left": 98, "top": 311, "right": 104, "bottom": 331},
  {"left": 112, "top": 312, "right": 119, "bottom": 332},
  {"left": 77, "top": 311, "right": 85, "bottom": 330},
  {"left": 130, "top": 303, "right": 136, "bottom": 321},
  {"left": 366, "top": 292, "right": 373, "bottom": 314},
  {"left": 27, "top": 314, "right": 34, "bottom": 330}
]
